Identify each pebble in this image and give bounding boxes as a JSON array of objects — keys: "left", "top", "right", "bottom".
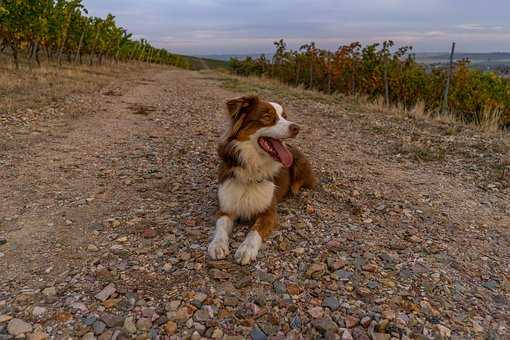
[
  {"left": 0, "top": 238, "right": 6, "bottom": 245},
  {"left": 308, "top": 306, "right": 324, "bottom": 319},
  {"left": 360, "top": 316, "right": 371, "bottom": 328},
  {"left": 27, "top": 329, "right": 49, "bottom": 340},
  {"left": 323, "top": 296, "right": 340, "bottom": 311},
  {"left": 250, "top": 326, "right": 268, "bottom": 340},
  {"left": 371, "top": 333, "right": 390, "bottom": 340},
  {"left": 123, "top": 317, "right": 137, "bottom": 334},
  {"left": 42, "top": 287, "right": 57, "bottom": 297},
  {"left": 82, "top": 332, "right": 96, "bottom": 340},
  {"left": 163, "top": 321, "right": 177, "bottom": 335},
  {"left": 191, "top": 331, "right": 201, "bottom": 340},
  {"left": 92, "top": 321, "right": 106, "bottom": 335},
  {"left": 136, "top": 317, "right": 152, "bottom": 331},
  {"left": 312, "top": 318, "right": 338, "bottom": 333},
  {"left": 345, "top": 316, "right": 359, "bottom": 328},
  {"left": 7, "top": 319, "right": 33, "bottom": 336},
  {"left": 100, "top": 313, "right": 124, "bottom": 327},
  {"left": 341, "top": 329, "right": 353, "bottom": 340},
  {"left": 32, "top": 306, "right": 47, "bottom": 317},
  {"left": 211, "top": 328, "right": 223, "bottom": 338},
  {"left": 87, "top": 244, "right": 99, "bottom": 252},
  {"left": 95, "top": 283, "right": 116, "bottom": 301},
  {"left": 435, "top": 324, "right": 451, "bottom": 338}
]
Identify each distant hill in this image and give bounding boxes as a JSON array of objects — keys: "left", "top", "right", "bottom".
[
  {"left": 415, "top": 52, "right": 510, "bottom": 65},
  {"left": 178, "top": 55, "right": 229, "bottom": 70}
]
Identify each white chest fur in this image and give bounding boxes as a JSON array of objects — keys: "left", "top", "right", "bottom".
[{"left": 218, "top": 178, "right": 274, "bottom": 219}]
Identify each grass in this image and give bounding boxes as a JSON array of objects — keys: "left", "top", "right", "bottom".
[{"left": 0, "top": 56, "right": 154, "bottom": 123}]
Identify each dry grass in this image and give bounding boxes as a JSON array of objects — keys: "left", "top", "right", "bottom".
[{"left": 0, "top": 56, "right": 158, "bottom": 127}]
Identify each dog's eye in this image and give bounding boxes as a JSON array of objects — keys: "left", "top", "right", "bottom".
[{"left": 282, "top": 112, "right": 288, "bottom": 119}]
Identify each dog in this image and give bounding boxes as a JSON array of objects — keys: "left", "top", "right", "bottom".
[{"left": 207, "top": 95, "right": 316, "bottom": 265}]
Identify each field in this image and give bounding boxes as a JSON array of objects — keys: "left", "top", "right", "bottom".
[{"left": 1, "top": 60, "right": 509, "bottom": 339}]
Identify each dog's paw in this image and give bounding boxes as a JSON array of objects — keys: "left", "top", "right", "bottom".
[
  {"left": 235, "top": 231, "right": 262, "bottom": 265},
  {"left": 208, "top": 238, "right": 230, "bottom": 260}
]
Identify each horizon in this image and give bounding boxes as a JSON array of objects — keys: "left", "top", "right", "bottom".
[{"left": 83, "top": 0, "right": 510, "bottom": 55}]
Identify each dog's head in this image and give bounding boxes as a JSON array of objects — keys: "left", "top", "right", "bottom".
[{"left": 223, "top": 95, "right": 299, "bottom": 168}]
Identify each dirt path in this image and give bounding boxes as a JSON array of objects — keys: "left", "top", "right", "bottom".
[{"left": 0, "top": 68, "right": 509, "bottom": 339}]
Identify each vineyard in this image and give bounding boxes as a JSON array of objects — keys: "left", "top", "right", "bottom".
[
  {"left": 230, "top": 40, "right": 510, "bottom": 129},
  {"left": 0, "top": 0, "right": 190, "bottom": 69}
]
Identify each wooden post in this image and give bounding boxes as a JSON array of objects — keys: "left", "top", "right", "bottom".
[
  {"left": 442, "top": 42, "right": 456, "bottom": 114},
  {"left": 384, "top": 56, "right": 389, "bottom": 105}
]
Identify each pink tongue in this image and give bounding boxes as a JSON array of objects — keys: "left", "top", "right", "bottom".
[{"left": 269, "top": 138, "right": 293, "bottom": 168}]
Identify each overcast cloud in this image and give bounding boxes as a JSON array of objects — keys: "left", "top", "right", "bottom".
[{"left": 83, "top": 0, "right": 510, "bottom": 54}]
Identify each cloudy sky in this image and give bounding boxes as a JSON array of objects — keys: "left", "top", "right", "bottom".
[{"left": 83, "top": 0, "right": 510, "bottom": 55}]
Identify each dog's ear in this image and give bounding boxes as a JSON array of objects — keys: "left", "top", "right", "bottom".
[{"left": 226, "top": 95, "right": 259, "bottom": 121}]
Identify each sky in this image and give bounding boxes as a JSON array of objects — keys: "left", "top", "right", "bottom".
[{"left": 83, "top": 0, "right": 510, "bottom": 55}]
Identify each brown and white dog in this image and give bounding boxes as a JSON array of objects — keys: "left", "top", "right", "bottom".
[{"left": 208, "top": 95, "right": 316, "bottom": 265}]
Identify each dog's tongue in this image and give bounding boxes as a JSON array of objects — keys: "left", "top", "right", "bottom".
[{"left": 269, "top": 138, "right": 293, "bottom": 168}]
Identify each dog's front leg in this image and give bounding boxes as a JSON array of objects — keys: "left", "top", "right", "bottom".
[
  {"left": 235, "top": 205, "right": 277, "bottom": 265},
  {"left": 208, "top": 213, "right": 234, "bottom": 260}
]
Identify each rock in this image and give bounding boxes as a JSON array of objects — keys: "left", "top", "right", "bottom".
[
  {"left": 367, "top": 281, "right": 379, "bottom": 289},
  {"left": 32, "top": 306, "right": 47, "bottom": 317},
  {"left": 250, "top": 326, "right": 268, "bottom": 340},
  {"left": 327, "top": 258, "right": 346, "bottom": 271},
  {"left": 92, "top": 321, "right": 106, "bottom": 335},
  {"left": 136, "top": 318, "right": 152, "bottom": 331},
  {"left": 293, "top": 247, "right": 305, "bottom": 255},
  {"left": 42, "top": 287, "right": 57, "bottom": 297},
  {"left": 306, "top": 263, "right": 325, "bottom": 278},
  {"left": 371, "top": 333, "right": 390, "bottom": 340},
  {"left": 82, "top": 332, "right": 96, "bottom": 340},
  {"left": 163, "top": 321, "right": 177, "bottom": 335},
  {"left": 333, "top": 270, "right": 353, "bottom": 282},
  {"left": 308, "top": 307, "right": 324, "bottom": 319},
  {"left": 322, "top": 296, "right": 340, "bottom": 311},
  {"left": 341, "top": 329, "right": 353, "bottom": 340},
  {"left": 312, "top": 318, "right": 338, "bottom": 334},
  {"left": 142, "top": 229, "right": 157, "bottom": 239},
  {"left": 286, "top": 283, "right": 301, "bottom": 296},
  {"left": 273, "top": 281, "right": 287, "bottom": 295},
  {"left": 194, "top": 322, "right": 205, "bottom": 334},
  {"left": 326, "top": 240, "right": 342, "bottom": 250},
  {"left": 194, "top": 308, "right": 211, "bottom": 322},
  {"left": 0, "top": 315, "right": 13, "bottom": 323},
  {"left": 360, "top": 316, "right": 371, "bottom": 328},
  {"left": 351, "top": 327, "right": 369, "bottom": 340},
  {"left": 123, "top": 317, "right": 137, "bottom": 334},
  {"left": 290, "top": 315, "right": 301, "bottom": 329},
  {"left": 162, "top": 263, "right": 173, "bottom": 272},
  {"left": 7, "top": 319, "right": 32, "bottom": 336},
  {"left": 435, "top": 324, "right": 451, "bottom": 338},
  {"left": 95, "top": 283, "right": 116, "bottom": 301},
  {"left": 166, "top": 300, "right": 181, "bottom": 311},
  {"left": 211, "top": 328, "right": 223, "bottom": 338},
  {"left": 27, "top": 329, "right": 49, "bottom": 340},
  {"left": 345, "top": 316, "right": 359, "bottom": 328},
  {"left": 191, "top": 331, "right": 201, "bottom": 340},
  {"left": 101, "top": 313, "right": 124, "bottom": 327},
  {"left": 87, "top": 244, "right": 99, "bottom": 252},
  {"left": 210, "top": 269, "right": 231, "bottom": 280},
  {"left": 381, "top": 310, "right": 395, "bottom": 320},
  {"left": 472, "top": 320, "right": 483, "bottom": 333},
  {"left": 98, "top": 330, "right": 114, "bottom": 340},
  {"left": 0, "top": 238, "right": 6, "bottom": 245},
  {"left": 256, "top": 270, "right": 276, "bottom": 283}
]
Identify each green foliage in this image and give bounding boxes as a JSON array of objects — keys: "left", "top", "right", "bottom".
[
  {"left": 229, "top": 40, "right": 510, "bottom": 128},
  {"left": 0, "top": 0, "right": 190, "bottom": 68}
]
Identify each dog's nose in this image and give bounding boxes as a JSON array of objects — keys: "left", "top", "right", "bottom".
[{"left": 289, "top": 124, "right": 300, "bottom": 137}]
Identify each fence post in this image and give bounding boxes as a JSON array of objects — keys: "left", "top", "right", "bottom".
[
  {"left": 384, "top": 57, "right": 389, "bottom": 105},
  {"left": 442, "top": 42, "right": 456, "bottom": 114}
]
